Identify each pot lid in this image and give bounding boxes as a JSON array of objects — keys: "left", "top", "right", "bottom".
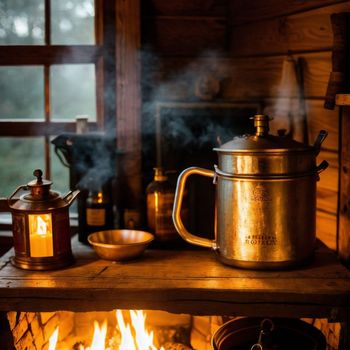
[{"left": 214, "top": 115, "right": 315, "bottom": 153}]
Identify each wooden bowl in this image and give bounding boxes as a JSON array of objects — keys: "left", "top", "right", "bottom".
[{"left": 87, "top": 229, "right": 154, "bottom": 261}]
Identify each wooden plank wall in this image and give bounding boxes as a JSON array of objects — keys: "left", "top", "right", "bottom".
[
  {"left": 228, "top": 0, "right": 350, "bottom": 250},
  {"left": 141, "top": 0, "right": 350, "bottom": 250}
]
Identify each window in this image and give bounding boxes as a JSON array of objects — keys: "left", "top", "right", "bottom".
[{"left": 0, "top": 0, "right": 115, "bottom": 196}]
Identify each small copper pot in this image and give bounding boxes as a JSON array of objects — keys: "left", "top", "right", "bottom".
[{"left": 8, "top": 169, "right": 79, "bottom": 270}]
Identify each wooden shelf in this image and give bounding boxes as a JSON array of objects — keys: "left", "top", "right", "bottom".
[
  {"left": 336, "top": 94, "right": 350, "bottom": 106},
  {"left": 0, "top": 238, "right": 350, "bottom": 321}
]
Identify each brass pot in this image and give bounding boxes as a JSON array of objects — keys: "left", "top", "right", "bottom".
[{"left": 172, "top": 115, "right": 328, "bottom": 269}]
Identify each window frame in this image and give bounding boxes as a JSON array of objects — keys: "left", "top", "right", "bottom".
[{"left": 0, "top": 0, "right": 116, "bottom": 180}]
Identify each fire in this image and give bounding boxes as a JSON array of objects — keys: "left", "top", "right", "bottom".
[
  {"left": 48, "top": 326, "right": 59, "bottom": 350},
  {"left": 117, "top": 310, "right": 163, "bottom": 350},
  {"left": 37, "top": 215, "right": 49, "bottom": 235},
  {"left": 89, "top": 321, "right": 108, "bottom": 350},
  {"left": 116, "top": 310, "right": 137, "bottom": 349},
  {"left": 47, "top": 311, "right": 166, "bottom": 350}
]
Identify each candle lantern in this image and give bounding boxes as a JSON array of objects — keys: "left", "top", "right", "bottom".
[{"left": 8, "top": 169, "right": 79, "bottom": 270}]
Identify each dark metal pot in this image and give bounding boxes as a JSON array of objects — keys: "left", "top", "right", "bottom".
[
  {"left": 173, "top": 115, "right": 328, "bottom": 269},
  {"left": 211, "top": 318, "right": 326, "bottom": 350}
]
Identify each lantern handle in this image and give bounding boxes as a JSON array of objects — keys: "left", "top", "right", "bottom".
[
  {"left": 7, "top": 185, "right": 28, "bottom": 208},
  {"left": 62, "top": 189, "right": 80, "bottom": 206}
]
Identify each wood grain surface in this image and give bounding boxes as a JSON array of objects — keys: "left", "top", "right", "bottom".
[
  {"left": 142, "top": 17, "right": 227, "bottom": 56},
  {"left": 0, "top": 238, "right": 350, "bottom": 319},
  {"left": 229, "top": 0, "right": 349, "bottom": 25},
  {"left": 116, "top": 0, "right": 143, "bottom": 209},
  {"left": 142, "top": 0, "right": 227, "bottom": 17},
  {"left": 229, "top": 2, "right": 350, "bottom": 57},
  {"left": 338, "top": 107, "right": 350, "bottom": 262},
  {"left": 0, "top": 46, "right": 101, "bottom": 65},
  {"left": 316, "top": 210, "right": 337, "bottom": 250},
  {"left": 144, "top": 52, "right": 332, "bottom": 100}
]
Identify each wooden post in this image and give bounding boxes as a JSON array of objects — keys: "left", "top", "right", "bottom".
[
  {"left": 336, "top": 95, "right": 350, "bottom": 263},
  {"left": 336, "top": 95, "right": 350, "bottom": 350},
  {"left": 116, "top": 0, "right": 142, "bottom": 212}
]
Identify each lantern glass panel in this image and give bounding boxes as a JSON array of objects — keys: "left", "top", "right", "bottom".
[{"left": 28, "top": 213, "right": 53, "bottom": 257}]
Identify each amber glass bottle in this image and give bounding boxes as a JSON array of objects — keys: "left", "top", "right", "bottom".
[
  {"left": 85, "top": 189, "right": 113, "bottom": 233},
  {"left": 146, "top": 168, "right": 179, "bottom": 242}
]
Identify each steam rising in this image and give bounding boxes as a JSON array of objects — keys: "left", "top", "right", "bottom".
[
  {"left": 264, "top": 56, "right": 308, "bottom": 143},
  {"left": 59, "top": 49, "right": 256, "bottom": 189},
  {"left": 75, "top": 136, "right": 116, "bottom": 191},
  {"left": 141, "top": 50, "right": 253, "bottom": 167}
]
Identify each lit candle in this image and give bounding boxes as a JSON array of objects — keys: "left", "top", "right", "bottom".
[{"left": 28, "top": 214, "right": 54, "bottom": 257}]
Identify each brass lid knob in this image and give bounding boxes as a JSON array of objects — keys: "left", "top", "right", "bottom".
[
  {"left": 27, "top": 169, "right": 53, "bottom": 199},
  {"left": 251, "top": 114, "right": 273, "bottom": 137}
]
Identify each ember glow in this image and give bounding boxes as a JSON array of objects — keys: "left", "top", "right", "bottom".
[{"left": 48, "top": 310, "right": 166, "bottom": 350}]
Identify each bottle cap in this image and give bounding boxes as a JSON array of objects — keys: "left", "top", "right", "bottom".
[{"left": 154, "top": 168, "right": 168, "bottom": 181}]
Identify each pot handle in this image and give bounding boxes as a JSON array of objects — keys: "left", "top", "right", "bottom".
[
  {"left": 313, "top": 130, "right": 328, "bottom": 155},
  {"left": 172, "top": 167, "right": 216, "bottom": 249},
  {"left": 63, "top": 189, "right": 80, "bottom": 206},
  {"left": 316, "top": 160, "right": 329, "bottom": 175},
  {"left": 7, "top": 185, "right": 28, "bottom": 208}
]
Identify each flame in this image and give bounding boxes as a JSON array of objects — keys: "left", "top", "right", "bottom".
[
  {"left": 97, "top": 192, "right": 103, "bottom": 204},
  {"left": 47, "top": 311, "right": 166, "bottom": 350},
  {"left": 28, "top": 213, "right": 53, "bottom": 257},
  {"left": 117, "top": 310, "right": 137, "bottom": 350},
  {"left": 37, "top": 215, "right": 49, "bottom": 236},
  {"left": 130, "top": 311, "right": 157, "bottom": 350},
  {"left": 48, "top": 326, "right": 59, "bottom": 350},
  {"left": 117, "top": 310, "right": 164, "bottom": 350},
  {"left": 89, "top": 320, "right": 108, "bottom": 350}
]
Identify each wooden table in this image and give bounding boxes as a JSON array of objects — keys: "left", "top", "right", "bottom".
[
  {"left": 0, "top": 238, "right": 350, "bottom": 322},
  {"left": 1, "top": 238, "right": 350, "bottom": 349}
]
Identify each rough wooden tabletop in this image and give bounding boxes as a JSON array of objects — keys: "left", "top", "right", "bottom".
[{"left": 0, "top": 238, "right": 350, "bottom": 320}]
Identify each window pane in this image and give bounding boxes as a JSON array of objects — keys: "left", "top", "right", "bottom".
[
  {"left": 0, "top": 66, "right": 44, "bottom": 119},
  {"left": 51, "top": 0, "right": 95, "bottom": 45},
  {"left": 0, "top": 137, "right": 44, "bottom": 196},
  {"left": 51, "top": 64, "right": 96, "bottom": 121},
  {"left": 0, "top": 0, "right": 44, "bottom": 45}
]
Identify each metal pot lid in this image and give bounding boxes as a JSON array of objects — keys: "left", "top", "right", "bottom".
[{"left": 214, "top": 115, "right": 315, "bottom": 153}]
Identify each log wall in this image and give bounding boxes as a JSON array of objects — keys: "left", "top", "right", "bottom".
[{"left": 141, "top": 0, "right": 350, "bottom": 250}]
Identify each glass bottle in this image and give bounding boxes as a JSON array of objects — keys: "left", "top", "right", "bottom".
[
  {"left": 84, "top": 188, "right": 113, "bottom": 237},
  {"left": 146, "top": 168, "right": 179, "bottom": 242}
]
